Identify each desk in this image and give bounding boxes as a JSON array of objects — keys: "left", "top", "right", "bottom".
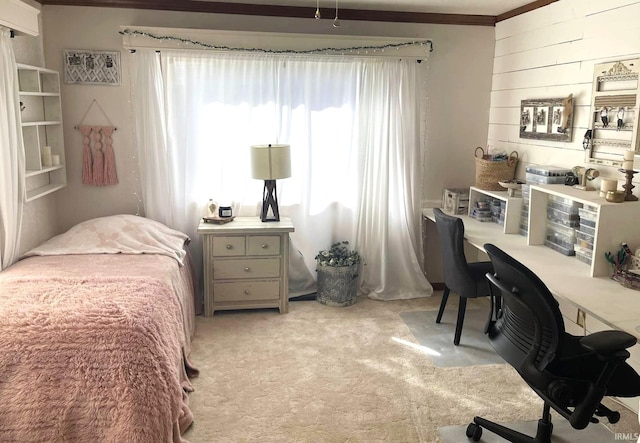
[
  {"left": 423, "top": 208, "right": 640, "bottom": 340},
  {"left": 424, "top": 207, "right": 640, "bottom": 413}
]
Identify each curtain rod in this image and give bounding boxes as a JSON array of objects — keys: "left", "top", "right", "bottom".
[{"left": 120, "top": 28, "right": 433, "bottom": 56}]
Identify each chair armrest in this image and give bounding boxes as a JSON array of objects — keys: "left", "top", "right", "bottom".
[{"left": 579, "top": 330, "right": 637, "bottom": 357}]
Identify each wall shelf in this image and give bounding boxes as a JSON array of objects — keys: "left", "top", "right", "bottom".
[{"left": 17, "top": 64, "right": 67, "bottom": 202}]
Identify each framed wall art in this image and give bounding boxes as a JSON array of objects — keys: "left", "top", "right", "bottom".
[
  {"left": 519, "top": 95, "right": 574, "bottom": 142},
  {"left": 63, "top": 49, "right": 120, "bottom": 86}
]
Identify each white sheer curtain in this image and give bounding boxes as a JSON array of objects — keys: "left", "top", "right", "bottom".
[
  {"left": 0, "top": 27, "right": 25, "bottom": 270},
  {"left": 130, "top": 49, "right": 432, "bottom": 300},
  {"left": 129, "top": 50, "right": 175, "bottom": 227},
  {"left": 355, "top": 59, "right": 430, "bottom": 299}
]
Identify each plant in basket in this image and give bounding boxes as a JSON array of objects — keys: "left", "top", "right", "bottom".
[{"left": 315, "top": 241, "right": 361, "bottom": 307}]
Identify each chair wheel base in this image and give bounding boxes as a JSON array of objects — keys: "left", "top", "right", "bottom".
[
  {"left": 595, "top": 404, "right": 621, "bottom": 424},
  {"left": 466, "top": 423, "right": 482, "bottom": 441}
]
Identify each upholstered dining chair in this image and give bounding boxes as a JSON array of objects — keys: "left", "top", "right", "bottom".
[
  {"left": 432, "top": 208, "right": 493, "bottom": 346},
  {"left": 466, "top": 243, "right": 640, "bottom": 443}
]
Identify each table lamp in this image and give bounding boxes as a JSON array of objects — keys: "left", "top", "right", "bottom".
[{"left": 251, "top": 144, "right": 291, "bottom": 222}]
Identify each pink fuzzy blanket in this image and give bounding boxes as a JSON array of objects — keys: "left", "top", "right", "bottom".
[{"left": 0, "top": 274, "right": 193, "bottom": 442}]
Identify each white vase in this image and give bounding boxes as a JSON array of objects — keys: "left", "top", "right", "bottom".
[{"left": 206, "top": 200, "right": 218, "bottom": 218}]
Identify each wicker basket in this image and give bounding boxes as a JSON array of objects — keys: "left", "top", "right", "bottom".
[{"left": 474, "top": 147, "right": 518, "bottom": 191}]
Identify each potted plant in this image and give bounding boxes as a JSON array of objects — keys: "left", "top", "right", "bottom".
[{"left": 315, "top": 241, "right": 361, "bottom": 307}]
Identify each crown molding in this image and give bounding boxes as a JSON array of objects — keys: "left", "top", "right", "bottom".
[
  {"left": 496, "top": 0, "right": 558, "bottom": 23},
  {"left": 37, "top": 0, "right": 555, "bottom": 26}
]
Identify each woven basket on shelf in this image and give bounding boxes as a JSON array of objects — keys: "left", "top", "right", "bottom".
[{"left": 474, "top": 147, "right": 518, "bottom": 191}]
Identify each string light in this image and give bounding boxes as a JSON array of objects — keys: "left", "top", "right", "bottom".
[
  {"left": 119, "top": 29, "right": 434, "bottom": 55},
  {"left": 333, "top": 0, "right": 340, "bottom": 27},
  {"left": 315, "top": 0, "right": 321, "bottom": 19}
]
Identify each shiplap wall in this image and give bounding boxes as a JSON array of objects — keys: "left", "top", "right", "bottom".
[{"left": 490, "top": 0, "right": 640, "bottom": 189}]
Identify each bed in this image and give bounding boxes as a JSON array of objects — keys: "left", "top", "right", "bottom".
[{"left": 0, "top": 214, "right": 198, "bottom": 443}]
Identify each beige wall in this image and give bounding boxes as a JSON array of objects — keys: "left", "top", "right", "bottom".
[{"left": 39, "top": 5, "right": 495, "bottom": 233}]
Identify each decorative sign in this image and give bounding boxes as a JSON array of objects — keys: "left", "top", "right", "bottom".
[
  {"left": 63, "top": 49, "right": 120, "bottom": 86},
  {"left": 519, "top": 95, "right": 573, "bottom": 142}
]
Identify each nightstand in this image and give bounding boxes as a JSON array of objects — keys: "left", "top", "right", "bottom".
[{"left": 197, "top": 216, "right": 295, "bottom": 316}]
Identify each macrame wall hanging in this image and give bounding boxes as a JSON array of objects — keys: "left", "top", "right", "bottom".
[{"left": 75, "top": 99, "right": 118, "bottom": 186}]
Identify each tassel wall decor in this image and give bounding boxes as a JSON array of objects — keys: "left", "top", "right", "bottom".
[
  {"left": 102, "top": 126, "right": 118, "bottom": 185},
  {"left": 79, "top": 125, "right": 93, "bottom": 185},
  {"left": 77, "top": 125, "right": 118, "bottom": 186},
  {"left": 92, "top": 126, "right": 104, "bottom": 186},
  {"left": 76, "top": 99, "right": 118, "bottom": 186}
]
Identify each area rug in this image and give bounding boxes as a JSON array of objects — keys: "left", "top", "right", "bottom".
[
  {"left": 183, "top": 294, "right": 640, "bottom": 442},
  {"left": 400, "top": 307, "right": 503, "bottom": 367}
]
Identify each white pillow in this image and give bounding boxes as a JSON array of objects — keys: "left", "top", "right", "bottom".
[{"left": 23, "top": 214, "right": 190, "bottom": 265}]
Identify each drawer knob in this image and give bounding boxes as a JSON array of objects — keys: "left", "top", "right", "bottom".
[
  {"left": 226, "top": 244, "right": 233, "bottom": 250},
  {"left": 261, "top": 243, "right": 268, "bottom": 249},
  {"left": 244, "top": 289, "right": 250, "bottom": 295},
  {"left": 244, "top": 267, "right": 251, "bottom": 272}
]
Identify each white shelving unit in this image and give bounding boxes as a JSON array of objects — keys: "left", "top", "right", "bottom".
[
  {"left": 463, "top": 184, "right": 640, "bottom": 277},
  {"left": 468, "top": 186, "right": 523, "bottom": 234},
  {"left": 17, "top": 64, "right": 67, "bottom": 202},
  {"left": 528, "top": 184, "right": 640, "bottom": 277}
]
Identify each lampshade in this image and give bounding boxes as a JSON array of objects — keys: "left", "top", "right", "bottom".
[{"left": 251, "top": 144, "right": 291, "bottom": 180}]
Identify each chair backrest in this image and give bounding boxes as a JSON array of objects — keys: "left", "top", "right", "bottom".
[
  {"left": 433, "top": 208, "right": 475, "bottom": 295},
  {"left": 483, "top": 243, "right": 564, "bottom": 386}
]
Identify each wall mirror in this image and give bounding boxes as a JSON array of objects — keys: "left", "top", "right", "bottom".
[{"left": 520, "top": 96, "right": 573, "bottom": 142}]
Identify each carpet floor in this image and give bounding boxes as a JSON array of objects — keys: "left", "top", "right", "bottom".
[{"left": 183, "top": 292, "right": 640, "bottom": 442}]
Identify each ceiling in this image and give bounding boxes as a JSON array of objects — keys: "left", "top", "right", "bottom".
[{"left": 39, "top": 0, "right": 556, "bottom": 25}]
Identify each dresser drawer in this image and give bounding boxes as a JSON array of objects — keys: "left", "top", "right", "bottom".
[
  {"left": 247, "top": 235, "right": 281, "bottom": 256},
  {"left": 212, "top": 236, "right": 245, "bottom": 256},
  {"left": 213, "top": 280, "right": 280, "bottom": 301},
  {"left": 213, "top": 258, "right": 280, "bottom": 279}
]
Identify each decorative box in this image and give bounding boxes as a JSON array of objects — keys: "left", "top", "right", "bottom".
[{"left": 442, "top": 188, "right": 469, "bottom": 215}]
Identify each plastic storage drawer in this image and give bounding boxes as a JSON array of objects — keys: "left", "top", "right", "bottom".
[
  {"left": 579, "top": 223, "right": 596, "bottom": 236},
  {"left": 547, "top": 207, "right": 580, "bottom": 227},
  {"left": 575, "top": 248, "right": 593, "bottom": 265},
  {"left": 544, "top": 239, "right": 576, "bottom": 256},
  {"left": 546, "top": 229, "right": 576, "bottom": 251},
  {"left": 526, "top": 173, "right": 567, "bottom": 184},
  {"left": 525, "top": 166, "right": 573, "bottom": 177},
  {"left": 578, "top": 207, "right": 597, "bottom": 228},
  {"left": 575, "top": 230, "right": 594, "bottom": 250},
  {"left": 547, "top": 219, "right": 576, "bottom": 238}
]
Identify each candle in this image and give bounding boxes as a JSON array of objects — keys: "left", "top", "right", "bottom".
[
  {"left": 42, "top": 154, "right": 52, "bottom": 167},
  {"left": 42, "top": 146, "right": 52, "bottom": 156},
  {"left": 51, "top": 154, "right": 60, "bottom": 166},
  {"left": 623, "top": 160, "right": 634, "bottom": 171},
  {"left": 624, "top": 150, "right": 635, "bottom": 161},
  {"left": 599, "top": 178, "right": 617, "bottom": 197}
]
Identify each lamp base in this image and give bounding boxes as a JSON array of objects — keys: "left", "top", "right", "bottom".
[{"left": 261, "top": 180, "right": 280, "bottom": 222}]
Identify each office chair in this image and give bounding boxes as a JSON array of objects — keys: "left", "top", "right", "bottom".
[
  {"left": 432, "top": 208, "right": 493, "bottom": 345},
  {"left": 466, "top": 243, "right": 640, "bottom": 443}
]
